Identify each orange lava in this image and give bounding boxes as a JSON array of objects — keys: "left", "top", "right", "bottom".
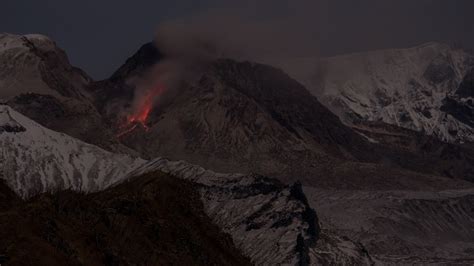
[{"left": 117, "top": 84, "right": 165, "bottom": 138}]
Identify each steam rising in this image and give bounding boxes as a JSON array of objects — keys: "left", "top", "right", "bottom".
[
  {"left": 120, "top": 4, "right": 323, "bottom": 135},
  {"left": 154, "top": 8, "right": 321, "bottom": 64}
]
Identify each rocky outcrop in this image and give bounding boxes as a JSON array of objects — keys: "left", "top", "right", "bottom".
[
  {"left": 441, "top": 68, "right": 474, "bottom": 131},
  {"left": 110, "top": 42, "right": 162, "bottom": 81},
  {"left": 456, "top": 67, "right": 474, "bottom": 98}
]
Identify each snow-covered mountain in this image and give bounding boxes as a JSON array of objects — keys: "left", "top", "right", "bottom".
[
  {"left": 0, "top": 33, "right": 123, "bottom": 150},
  {"left": 280, "top": 42, "right": 474, "bottom": 143},
  {"left": 0, "top": 104, "right": 371, "bottom": 265},
  {"left": 0, "top": 105, "right": 144, "bottom": 198},
  {"left": 2, "top": 33, "right": 473, "bottom": 264}
]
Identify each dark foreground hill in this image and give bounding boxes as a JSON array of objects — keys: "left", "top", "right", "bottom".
[{"left": 0, "top": 173, "right": 251, "bottom": 266}]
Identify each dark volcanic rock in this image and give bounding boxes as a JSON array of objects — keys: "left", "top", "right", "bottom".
[
  {"left": 110, "top": 42, "right": 162, "bottom": 82},
  {"left": 441, "top": 96, "right": 474, "bottom": 128},
  {"left": 87, "top": 42, "right": 162, "bottom": 122},
  {"left": 212, "top": 59, "right": 370, "bottom": 156},
  {"left": 456, "top": 67, "right": 474, "bottom": 98},
  {"left": 440, "top": 69, "right": 474, "bottom": 129},
  {"left": 423, "top": 54, "right": 456, "bottom": 84}
]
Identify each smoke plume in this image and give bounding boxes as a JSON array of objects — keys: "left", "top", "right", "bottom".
[{"left": 122, "top": 2, "right": 324, "bottom": 133}]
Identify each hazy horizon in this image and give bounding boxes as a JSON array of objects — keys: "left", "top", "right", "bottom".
[{"left": 2, "top": 0, "right": 473, "bottom": 79}]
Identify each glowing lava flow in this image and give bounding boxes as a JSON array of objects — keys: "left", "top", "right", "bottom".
[{"left": 117, "top": 84, "right": 166, "bottom": 138}]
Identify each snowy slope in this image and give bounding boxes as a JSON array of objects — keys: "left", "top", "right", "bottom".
[
  {"left": 305, "top": 187, "right": 474, "bottom": 264},
  {"left": 279, "top": 42, "right": 474, "bottom": 143},
  {"left": 0, "top": 105, "right": 145, "bottom": 198},
  {"left": 0, "top": 33, "right": 128, "bottom": 151},
  {"left": 125, "top": 158, "right": 373, "bottom": 265}
]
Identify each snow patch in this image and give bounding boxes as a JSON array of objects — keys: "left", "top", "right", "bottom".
[{"left": 0, "top": 105, "right": 145, "bottom": 198}]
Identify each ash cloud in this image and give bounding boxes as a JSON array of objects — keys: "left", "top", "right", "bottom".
[
  {"left": 153, "top": 5, "right": 322, "bottom": 65},
  {"left": 126, "top": 1, "right": 325, "bottom": 120}
]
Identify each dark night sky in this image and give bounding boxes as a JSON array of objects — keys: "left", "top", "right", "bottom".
[{"left": 2, "top": 0, "right": 473, "bottom": 79}]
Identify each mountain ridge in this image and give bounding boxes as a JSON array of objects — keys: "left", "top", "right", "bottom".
[
  {"left": 0, "top": 104, "right": 372, "bottom": 265},
  {"left": 2, "top": 33, "right": 474, "bottom": 264},
  {"left": 279, "top": 41, "right": 474, "bottom": 144}
]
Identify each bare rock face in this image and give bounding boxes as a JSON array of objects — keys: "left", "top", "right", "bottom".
[
  {"left": 110, "top": 42, "right": 163, "bottom": 81},
  {"left": 117, "top": 59, "right": 379, "bottom": 181},
  {"left": 456, "top": 67, "right": 474, "bottom": 98}
]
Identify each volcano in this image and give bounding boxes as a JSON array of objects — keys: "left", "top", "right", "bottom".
[
  {"left": 2, "top": 33, "right": 474, "bottom": 265},
  {"left": 87, "top": 41, "right": 474, "bottom": 264}
]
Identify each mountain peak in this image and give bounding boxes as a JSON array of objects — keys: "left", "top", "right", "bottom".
[
  {"left": 0, "top": 33, "right": 57, "bottom": 53},
  {"left": 109, "top": 42, "right": 162, "bottom": 81},
  {"left": 0, "top": 32, "right": 91, "bottom": 100},
  {"left": 0, "top": 33, "right": 29, "bottom": 52}
]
